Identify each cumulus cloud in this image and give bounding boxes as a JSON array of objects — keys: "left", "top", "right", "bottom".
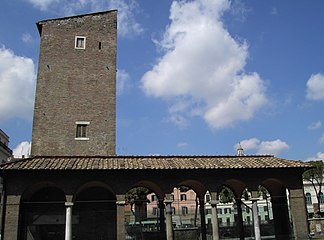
[
  {"left": 306, "top": 73, "right": 324, "bottom": 100},
  {"left": 27, "top": 0, "right": 143, "bottom": 38},
  {"left": 308, "top": 121, "right": 322, "bottom": 130},
  {"left": 235, "top": 138, "right": 289, "bottom": 156},
  {"left": 13, "top": 141, "right": 31, "bottom": 158},
  {"left": 0, "top": 47, "right": 36, "bottom": 122},
  {"left": 141, "top": 0, "right": 267, "bottom": 129}
]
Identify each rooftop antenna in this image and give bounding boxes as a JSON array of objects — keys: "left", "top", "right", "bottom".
[{"left": 237, "top": 143, "right": 244, "bottom": 156}]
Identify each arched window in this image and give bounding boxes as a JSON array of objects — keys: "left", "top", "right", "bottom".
[
  {"left": 19, "top": 186, "right": 66, "bottom": 240},
  {"left": 305, "top": 192, "right": 312, "bottom": 205},
  {"left": 74, "top": 186, "right": 116, "bottom": 240},
  {"left": 320, "top": 192, "right": 324, "bottom": 204}
]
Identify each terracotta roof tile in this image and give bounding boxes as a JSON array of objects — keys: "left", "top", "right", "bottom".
[{"left": 0, "top": 155, "right": 311, "bottom": 171}]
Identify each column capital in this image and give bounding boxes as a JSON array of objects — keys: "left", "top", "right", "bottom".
[
  {"left": 116, "top": 200, "right": 126, "bottom": 206},
  {"left": 65, "top": 202, "right": 74, "bottom": 207},
  {"left": 210, "top": 200, "right": 219, "bottom": 206}
]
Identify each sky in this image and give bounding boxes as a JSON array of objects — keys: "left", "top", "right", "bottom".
[{"left": 1, "top": 0, "right": 324, "bottom": 161}]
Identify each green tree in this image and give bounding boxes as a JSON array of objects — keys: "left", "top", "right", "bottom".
[
  {"left": 303, "top": 160, "right": 324, "bottom": 217},
  {"left": 219, "top": 186, "right": 235, "bottom": 203},
  {"left": 125, "top": 187, "right": 150, "bottom": 217}
]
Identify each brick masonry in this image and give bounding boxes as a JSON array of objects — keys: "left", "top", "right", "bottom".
[{"left": 31, "top": 11, "right": 117, "bottom": 156}]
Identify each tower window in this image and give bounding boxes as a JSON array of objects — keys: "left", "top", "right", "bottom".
[
  {"left": 75, "top": 121, "right": 90, "bottom": 140},
  {"left": 75, "top": 36, "right": 86, "bottom": 49}
]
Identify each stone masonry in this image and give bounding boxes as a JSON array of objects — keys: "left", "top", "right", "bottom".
[{"left": 31, "top": 11, "right": 117, "bottom": 156}]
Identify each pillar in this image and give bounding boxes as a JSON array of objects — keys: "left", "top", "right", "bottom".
[
  {"left": 210, "top": 192, "right": 219, "bottom": 240},
  {"left": 158, "top": 199, "right": 166, "bottom": 240},
  {"left": 199, "top": 197, "right": 207, "bottom": 240},
  {"left": 116, "top": 194, "right": 126, "bottom": 240},
  {"left": 289, "top": 188, "right": 309, "bottom": 239},
  {"left": 271, "top": 189, "right": 291, "bottom": 240},
  {"left": 3, "top": 195, "right": 20, "bottom": 240},
  {"left": 251, "top": 191, "right": 261, "bottom": 240},
  {"left": 65, "top": 202, "right": 73, "bottom": 240},
  {"left": 165, "top": 195, "right": 173, "bottom": 240},
  {"left": 235, "top": 198, "right": 244, "bottom": 240}
]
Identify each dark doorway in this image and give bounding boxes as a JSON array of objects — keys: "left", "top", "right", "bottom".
[
  {"left": 19, "top": 186, "right": 66, "bottom": 240},
  {"left": 73, "top": 186, "right": 116, "bottom": 240}
]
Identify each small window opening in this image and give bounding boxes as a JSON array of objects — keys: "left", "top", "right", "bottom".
[
  {"left": 99, "top": 42, "right": 102, "bottom": 49},
  {"left": 75, "top": 36, "right": 86, "bottom": 49},
  {"left": 75, "top": 121, "right": 90, "bottom": 140},
  {"left": 76, "top": 124, "right": 87, "bottom": 138}
]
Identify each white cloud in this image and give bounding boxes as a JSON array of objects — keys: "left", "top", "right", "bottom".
[
  {"left": 237, "top": 138, "right": 260, "bottom": 151},
  {"left": 27, "top": 0, "right": 143, "bottom": 38},
  {"left": 141, "top": 0, "right": 267, "bottom": 129},
  {"left": 108, "top": 0, "right": 143, "bottom": 37},
  {"left": 177, "top": 142, "right": 189, "bottom": 148},
  {"left": 257, "top": 139, "right": 289, "bottom": 155},
  {"left": 320, "top": 133, "right": 324, "bottom": 144},
  {"left": 306, "top": 152, "right": 324, "bottom": 161},
  {"left": 13, "top": 141, "right": 31, "bottom": 158},
  {"left": 306, "top": 73, "right": 324, "bottom": 100},
  {"left": 308, "top": 121, "right": 322, "bottom": 130},
  {"left": 0, "top": 47, "right": 36, "bottom": 122},
  {"left": 236, "top": 138, "right": 289, "bottom": 156},
  {"left": 28, "top": 0, "right": 60, "bottom": 11},
  {"left": 270, "top": 7, "right": 278, "bottom": 15},
  {"left": 22, "top": 33, "right": 34, "bottom": 44},
  {"left": 117, "top": 69, "right": 130, "bottom": 95}
]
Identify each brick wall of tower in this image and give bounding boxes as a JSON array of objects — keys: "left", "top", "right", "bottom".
[{"left": 31, "top": 11, "right": 117, "bottom": 156}]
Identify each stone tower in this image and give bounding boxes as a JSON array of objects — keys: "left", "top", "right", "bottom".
[{"left": 31, "top": 10, "right": 117, "bottom": 156}]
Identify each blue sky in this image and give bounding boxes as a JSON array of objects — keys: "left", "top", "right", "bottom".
[{"left": 1, "top": 0, "right": 324, "bottom": 161}]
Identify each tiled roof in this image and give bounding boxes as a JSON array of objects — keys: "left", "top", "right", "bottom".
[{"left": 0, "top": 155, "right": 310, "bottom": 171}]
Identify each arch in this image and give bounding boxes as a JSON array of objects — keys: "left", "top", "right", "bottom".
[
  {"left": 19, "top": 184, "right": 66, "bottom": 240},
  {"left": 73, "top": 182, "right": 116, "bottom": 240},
  {"left": 128, "top": 180, "right": 164, "bottom": 199},
  {"left": 21, "top": 181, "right": 66, "bottom": 202},
  {"left": 73, "top": 180, "right": 115, "bottom": 201},
  {"left": 222, "top": 178, "right": 247, "bottom": 198},
  {"left": 261, "top": 178, "right": 287, "bottom": 196},
  {"left": 175, "top": 179, "right": 207, "bottom": 198}
]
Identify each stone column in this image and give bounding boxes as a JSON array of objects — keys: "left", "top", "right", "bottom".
[
  {"left": 3, "top": 195, "right": 20, "bottom": 240},
  {"left": 65, "top": 202, "right": 73, "bottom": 240},
  {"left": 251, "top": 191, "right": 261, "bottom": 240},
  {"left": 199, "top": 198, "right": 207, "bottom": 240},
  {"left": 210, "top": 192, "right": 220, "bottom": 240},
  {"left": 289, "top": 188, "right": 309, "bottom": 239},
  {"left": 165, "top": 195, "right": 173, "bottom": 240},
  {"left": 116, "top": 194, "right": 126, "bottom": 240},
  {"left": 235, "top": 198, "right": 244, "bottom": 240},
  {"left": 158, "top": 199, "right": 166, "bottom": 240}
]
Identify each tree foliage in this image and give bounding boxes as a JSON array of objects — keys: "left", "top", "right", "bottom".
[
  {"left": 219, "top": 186, "right": 235, "bottom": 203},
  {"left": 303, "top": 160, "right": 324, "bottom": 217},
  {"left": 125, "top": 187, "right": 151, "bottom": 205}
]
